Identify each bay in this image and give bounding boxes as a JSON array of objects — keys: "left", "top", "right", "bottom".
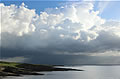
[{"left": 3, "top": 66, "right": 120, "bottom": 79}]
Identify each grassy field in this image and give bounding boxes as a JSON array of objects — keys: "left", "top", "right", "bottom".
[
  {"left": 0, "top": 61, "right": 20, "bottom": 67},
  {"left": 0, "top": 61, "right": 82, "bottom": 76},
  {"left": 0, "top": 61, "right": 51, "bottom": 76}
]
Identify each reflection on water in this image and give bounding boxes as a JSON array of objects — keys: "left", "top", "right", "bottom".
[{"left": 2, "top": 66, "right": 120, "bottom": 79}]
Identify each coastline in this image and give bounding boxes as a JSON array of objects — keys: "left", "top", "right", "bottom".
[{"left": 0, "top": 61, "right": 83, "bottom": 77}]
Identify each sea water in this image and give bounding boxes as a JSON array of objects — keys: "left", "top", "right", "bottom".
[{"left": 2, "top": 66, "right": 120, "bottom": 79}]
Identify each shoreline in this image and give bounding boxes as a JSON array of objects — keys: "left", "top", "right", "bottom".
[{"left": 0, "top": 61, "right": 83, "bottom": 77}]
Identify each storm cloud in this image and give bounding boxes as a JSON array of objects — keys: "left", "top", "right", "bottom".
[{"left": 0, "top": 2, "right": 120, "bottom": 64}]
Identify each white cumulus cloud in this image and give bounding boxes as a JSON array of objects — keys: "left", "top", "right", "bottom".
[
  {"left": 0, "top": 3, "right": 36, "bottom": 36},
  {"left": 1, "top": 2, "right": 120, "bottom": 57}
]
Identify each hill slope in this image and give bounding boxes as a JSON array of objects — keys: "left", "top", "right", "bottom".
[{"left": 0, "top": 61, "right": 83, "bottom": 76}]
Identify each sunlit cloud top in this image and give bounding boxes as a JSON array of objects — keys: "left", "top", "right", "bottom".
[{"left": 1, "top": 1, "right": 120, "bottom": 64}]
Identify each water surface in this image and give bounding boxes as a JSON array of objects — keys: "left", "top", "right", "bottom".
[{"left": 3, "top": 66, "right": 120, "bottom": 79}]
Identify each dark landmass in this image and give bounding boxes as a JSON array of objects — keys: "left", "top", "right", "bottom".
[{"left": 0, "top": 61, "right": 83, "bottom": 76}]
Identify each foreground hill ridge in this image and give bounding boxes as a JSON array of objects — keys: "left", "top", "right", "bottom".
[{"left": 0, "top": 61, "right": 83, "bottom": 76}]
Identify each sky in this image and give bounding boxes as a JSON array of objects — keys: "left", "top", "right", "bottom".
[{"left": 0, "top": 0, "right": 120, "bottom": 65}]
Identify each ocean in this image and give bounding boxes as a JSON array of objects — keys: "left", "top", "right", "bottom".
[{"left": 2, "top": 66, "right": 120, "bottom": 79}]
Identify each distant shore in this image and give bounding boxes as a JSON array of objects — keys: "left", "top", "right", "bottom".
[{"left": 0, "top": 61, "right": 83, "bottom": 76}]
